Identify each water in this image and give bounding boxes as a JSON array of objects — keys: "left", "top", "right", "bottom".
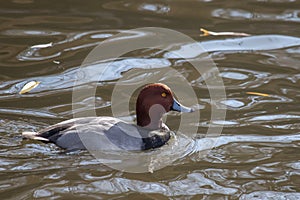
[{"left": 0, "top": 0, "right": 300, "bottom": 199}]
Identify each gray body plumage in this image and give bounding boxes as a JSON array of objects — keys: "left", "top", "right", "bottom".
[{"left": 22, "top": 117, "right": 171, "bottom": 151}]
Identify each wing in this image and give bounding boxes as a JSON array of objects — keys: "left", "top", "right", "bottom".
[{"left": 22, "top": 117, "right": 122, "bottom": 150}]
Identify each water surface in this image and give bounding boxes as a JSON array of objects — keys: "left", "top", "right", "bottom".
[{"left": 0, "top": 0, "right": 300, "bottom": 199}]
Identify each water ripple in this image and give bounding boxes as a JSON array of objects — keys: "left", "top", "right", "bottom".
[
  {"left": 37, "top": 172, "right": 238, "bottom": 196},
  {"left": 212, "top": 8, "right": 300, "bottom": 22},
  {"left": 165, "top": 35, "right": 300, "bottom": 59},
  {"left": 240, "top": 191, "right": 300, "bottom": 200}
]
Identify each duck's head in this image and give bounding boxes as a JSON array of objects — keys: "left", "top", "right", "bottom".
[{"left": 136, "top": 83, "right": 194, "bottom": 129}]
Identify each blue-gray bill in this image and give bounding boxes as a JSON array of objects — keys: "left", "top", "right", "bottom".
[{"left": 171, "top": 98, "right": 194, "bottom": 113}]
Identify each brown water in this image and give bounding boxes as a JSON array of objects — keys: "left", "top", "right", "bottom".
[{"left": 1, "top": 0, "right": 300, "bottom": 199}]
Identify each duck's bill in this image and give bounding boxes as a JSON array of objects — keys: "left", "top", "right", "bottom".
[{"left": 171, "top": 98, "right": 194, "bottom": 113}]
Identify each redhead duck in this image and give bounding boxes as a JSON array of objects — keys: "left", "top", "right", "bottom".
[{"left": 22, "top": 83, "right": 194, "bottom": 151}]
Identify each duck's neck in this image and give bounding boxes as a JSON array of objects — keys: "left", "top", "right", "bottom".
[{"left": 137, "top": 104, "right": 166, "bottom": 130}]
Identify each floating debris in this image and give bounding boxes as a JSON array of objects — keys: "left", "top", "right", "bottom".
[
  {"left": 246, "top": 92, "right": 270, "bottom": 97},
  {"left": 19, "top": 81, "right": 40, "bottom": 94},
  {"left": 200, "top": 28, "right": 250, "bottom": 37}
]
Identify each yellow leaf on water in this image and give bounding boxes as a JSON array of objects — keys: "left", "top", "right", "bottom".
[
  {"left": 19, "top": 81, "right": 40, "bottom": 94},
  {"left": 200, "top": 28, "right": 250, "bottom": 37},
  {"left": 246, "top": 92, "right": 270, "bottom": 97}
]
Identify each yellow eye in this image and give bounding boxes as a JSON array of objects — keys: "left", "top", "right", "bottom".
[{"left": 161, "top": 92, "right": 167, "bottom": 97}]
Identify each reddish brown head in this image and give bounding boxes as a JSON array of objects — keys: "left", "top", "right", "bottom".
[{"left": 136, "top": 83, "right": 193, "bottom": 129}]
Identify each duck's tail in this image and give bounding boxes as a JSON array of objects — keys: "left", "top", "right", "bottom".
[{"left": 22, "top": 131, "right": 49, "bottom": 142}]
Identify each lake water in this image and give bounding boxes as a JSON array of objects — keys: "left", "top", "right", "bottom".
[{"left": 0, "top": 0, "right": 300, "bottom": 199}]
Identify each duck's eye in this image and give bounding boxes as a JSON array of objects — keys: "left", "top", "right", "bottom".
[{"left": 161, "top": 92, "right": 167, "bottom": 98}]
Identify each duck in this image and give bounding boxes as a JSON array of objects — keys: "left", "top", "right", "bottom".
[{"left": 22, "top": 83, "right": 194, "bottom": 151}]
